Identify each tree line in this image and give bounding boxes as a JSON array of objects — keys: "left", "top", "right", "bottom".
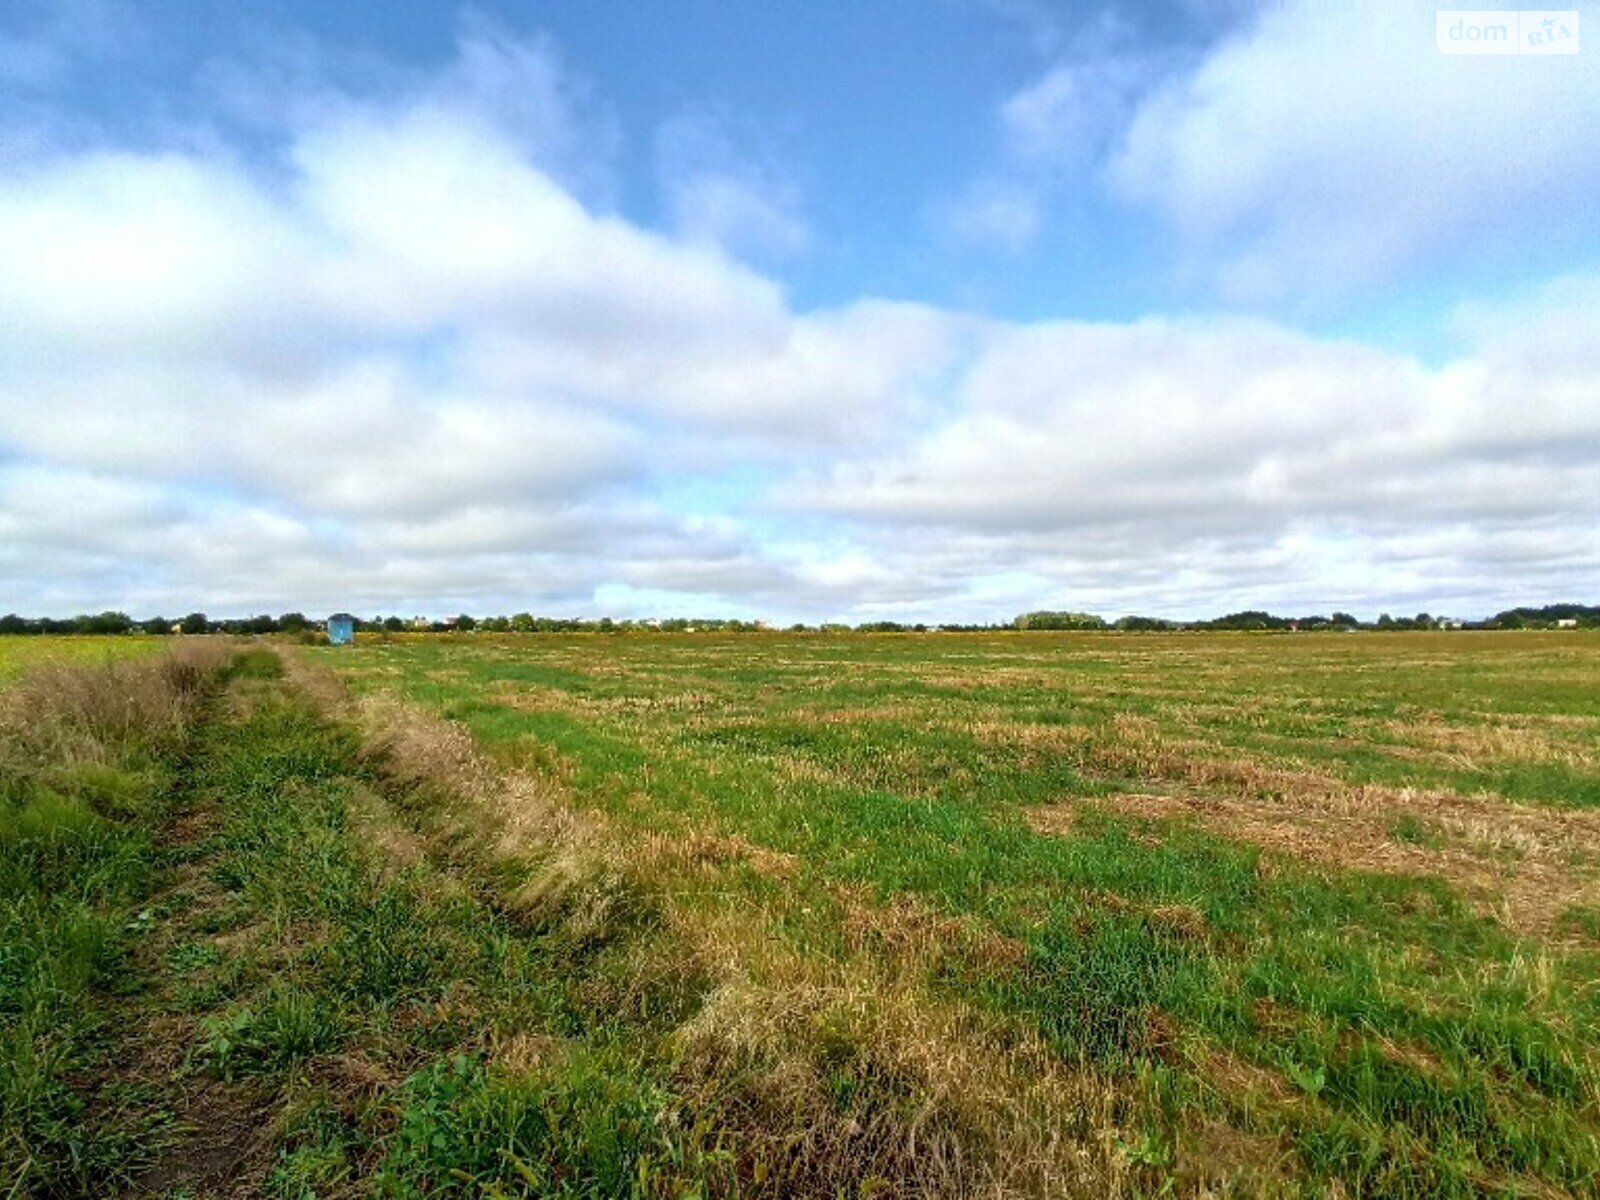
[
  {"left": 1012, "top": 605, "right": 1599, "bottom": 631},
  {"left": 0, "top": 604, "right": 1594, "bottom": 637},
  {"left": 0, "top": 612, "right": 310, "bottom": 636}
]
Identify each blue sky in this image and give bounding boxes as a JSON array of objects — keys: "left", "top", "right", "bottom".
[{"left": 1, "top": 0, "right": 1597, "bottom": 621}]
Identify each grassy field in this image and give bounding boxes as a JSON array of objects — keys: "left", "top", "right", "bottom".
[
  {"left": 4, "top": 630, "right": 1600, "bottom": 1197},
  {"left": 0, "top": 634, "right": 165, "bottom": 682}
]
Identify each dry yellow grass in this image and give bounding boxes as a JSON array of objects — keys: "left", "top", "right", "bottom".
[
  {"left": 0, "top": 638, "right": 231, "bottom": 768},
  {"left": 1028, "top": 782, "right": 1600, "bottom": 935}
]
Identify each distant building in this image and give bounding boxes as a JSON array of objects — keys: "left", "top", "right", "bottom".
[
  {"left": 1556, "top": 618, "right": 1579, "bottom": 629},
  {"left": 327, "top": 613, "right": 357, "bottom": 646}
]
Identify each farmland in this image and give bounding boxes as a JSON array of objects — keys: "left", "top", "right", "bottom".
[
  {"left": 4, "top": 630, "right": 1600, "bottom": 1197},
  {"left": 0, "top": 633, "right": 163, "bottom": 682}
]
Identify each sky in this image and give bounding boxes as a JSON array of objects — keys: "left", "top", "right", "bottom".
[{"left": 0, "top": 0, "right": 1597, "bottom": 623}]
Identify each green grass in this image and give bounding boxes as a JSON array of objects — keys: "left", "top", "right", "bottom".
[
  {"left": 5, "top": 644, "right": 751, "bottom": 1197},
  {"left": 7, "top": 631, "right": 1600, "bottom": 1196},
  {"left": 0, "top": 644, "right": 222, "bottom": 1194},
  {"left": 316, "top": 629, "right": 1600, "bottom": 1196}
]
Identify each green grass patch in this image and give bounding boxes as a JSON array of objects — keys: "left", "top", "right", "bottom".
[{"left": 0, "top": 646, "right": 222, "bottom": 1195}]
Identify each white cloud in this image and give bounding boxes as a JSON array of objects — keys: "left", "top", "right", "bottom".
[
  {"left": 0, "top": 151, "right": 311, "bottom": 357},
  {"left": 443, "top": 14, "right": 621, "bottom": 205},
  {"left": 940, "top": 20, "right": 1158, "bottom": 252},
  {"left": 1002, "top": 53, "right": 1152, "bottom": 168},
  {"left": 1, "top": 20, "right": 1596, "bottom": 621},
  {"left": 777, "top": 295, "right": 1600, "bottom": 615},
  {"left": 1108, "top": 0, "right": 1600, "bottom": 300},
  {"left": 0, "top": 33, "right": 966, "bottom": 616},
  {"left": 665, "top": 173, "right": 811, "bottom": 260},
  {"left": 953, "top": 1, "right": 1600, "bottom": 301}
]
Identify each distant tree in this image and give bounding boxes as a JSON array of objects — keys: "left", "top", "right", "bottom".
[
  {"left": 1115, "top": 615, "right": 1175, "bottom": 632},
  {"left": 0, "top": 613, "right": 28, "bottom": 635},
  {"left": 1330, "top": 612, "right": 1360, "bottom": 628},
  {"left": 510, "top": 612, "right": 535, "bottom": 633},
  {"left": 1208, "top": 610, "right": 1290, "bottom": 631},
  {"left": 140, "top": 616, "right": 169, "bottom": 635},
  {"left": 382, "top": 616, "right": 405, "bottom": 632},
  {"left": 179, "top": 612, "right": 209, "bottom": 635},
  {"left": 454, "top": 614, "right": 477, "bottom": 631},
  {"left": 279, "top": 612, "right": 309, "bottom": 633},
  {"left": 77, "top": 611, "right": 133, "bottom": 634},
  {"left": 1488, "top": 604, "right": 1599, "bottom": 628},
  {"left": 1014, "top": 611, "right": 1107, "bottom": 630}
]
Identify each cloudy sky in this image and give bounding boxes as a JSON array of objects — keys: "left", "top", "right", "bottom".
[{"left": 1, "top": 0, "right": 1596, "bottom": 622}]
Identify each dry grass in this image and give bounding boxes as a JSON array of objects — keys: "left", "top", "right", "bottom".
[
  {"left": 831, "top": 882, "right": 1028, "bottom": 975},
  {"left": 670, "top": 921, "right": 1130, "bottom": 1199},
  {"left": 987, "top": 703, "right": 1600, "bottom": 933},
  {"left": 1383, "top": 716, "right": 1600, "bottom": 770},
  {"left": 0, "top": 638, "right": 231, "bottom": 769},
  {"left": 634, "top": 828, "right": 801, "bottom": 880},
  {"left": 1030, "top": 781, "right": 1600, "bottom": 935}
]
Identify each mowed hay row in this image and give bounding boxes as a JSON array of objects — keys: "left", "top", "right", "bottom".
[
  {"left": 289, "top": 655, "right": 1150, "bottom": 1197},
  {"left": 985, "top": 707, "right": 1600, "bottom": 933},
  {"left": 303, "top": 630, "right": 1600, "bottom": 1197}
]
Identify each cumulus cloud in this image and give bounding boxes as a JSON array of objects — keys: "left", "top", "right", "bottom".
[
  {"left": 1108, "top": 0, "right": 1600, "bottom": 300},
  {"left": 778, "top": 293, "right": 1600, "bottom": 615},
  {"left": 954, "top": 0, "right": 1600, "bottom": 301},
  {"left": 0, "top": 16, "right": 1596, "bottom": 621},
  {"left": 0, "top": 27, "right": 969, "bottom": 616}
]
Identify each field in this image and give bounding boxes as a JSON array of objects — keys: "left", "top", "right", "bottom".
[
  {"left": 4, "top": 631, "right": 1600, "bottom": 1197},
  {"left": 0, "top": 634, "right": 163, "bottom": 681}
]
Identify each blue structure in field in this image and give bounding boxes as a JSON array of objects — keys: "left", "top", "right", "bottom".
[{"left": 327, "top": 613, "right": 356, "bottom": 646}]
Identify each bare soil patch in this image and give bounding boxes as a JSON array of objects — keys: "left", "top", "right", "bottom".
[{"left": 137, "top": 1078, "right": 271, "bottom": 1198}]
